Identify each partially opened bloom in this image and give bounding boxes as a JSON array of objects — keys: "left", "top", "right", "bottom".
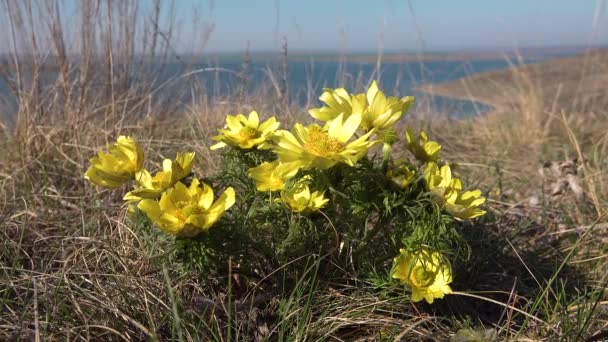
[
  {"left": 84, "top": 136, "right": 144, "bottom": 188},
  {"left": 274, "top": 113, "right": 378, "bottom": 170},
  {"left": 308, "top": 82, "right": 413, "bottom": 133},
  {"left": 124, "top": 152, "right": 195, "bottom": 201},
  {"left": 138, "top": 179, "right": 235, "bottom": 237},
  {"left": 405, "top": 128, "right": 442, "bottom": 162},
  {"left": 424, "top": 162, "right": 486, "bottom": 220},
  {"left": 392, "top": 248, "right": 453, "bottom": 304},
  {"left": 387, "top": 164, "right": 416, "bottom": 189},
  {"left": 211, "top": 111, "right": 280, "bottom": 150},
  {"left": 308, "top": 87, "right": 365, "bottom": 122},
  {"left": 423, "top": 162, "right": 460, "bottom": 201},
  {"left": 280, "top": 182, "right": 329, "bottom": 214},
  {"left": 248, "top": 160, "right": 300, "bottom": 192},
  {"left": 172, "top": 152, "right": 196, "bottom": 181},
  {"left": 445, "top": 189, "right": 486, "bottom": 220},
  {"left": 360, "top": 81, "right": 414, "bottom": 132}
]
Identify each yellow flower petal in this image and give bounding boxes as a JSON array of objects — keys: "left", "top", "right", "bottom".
[
  {"left": 198, "top": 182, "right": 215, "bottom": 209},
  {"left": 138, "top": 199, "right": 161, "bottom": 222},
  {"left": 248, "top": 161, "right": 300, "bottom": 192},
  {"left": 248, "top": 111, "right": 259, "bottom": 127},
  {"left": 202, "top": 187, "right": 236, "bottom": 229},
  {"left": 366, "top": 80, "right": 380, "bottom": 105}
]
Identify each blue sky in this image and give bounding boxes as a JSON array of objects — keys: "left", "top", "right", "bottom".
[
  {"left": 15, "top": 0, "right": 605, "bottom": 54},
  {"left": 169, "top": 0, "right": 608, "bottom": 52}
]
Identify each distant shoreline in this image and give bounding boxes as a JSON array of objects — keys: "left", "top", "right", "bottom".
[
  {"left": 413, "top": 49, "right": 608, "bottom": 117},
  {"left": 1, "top": 45, "right": 596, "bottom": 69},
  {"left": 415, "top": 82, "right": 499, "bottom": 116}
]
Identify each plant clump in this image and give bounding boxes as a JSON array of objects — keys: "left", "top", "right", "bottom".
[{"left": 84, "top": 81, "right": 487, "bottom": 304}]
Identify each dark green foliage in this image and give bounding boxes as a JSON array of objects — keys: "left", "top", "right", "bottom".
[{"left": 167, "top": 146, "right": 469, "bottom": 292}]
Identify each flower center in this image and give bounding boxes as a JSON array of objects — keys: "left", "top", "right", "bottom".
[
  {"left": 175, "top": 209, "right": 187, "bottom": 223},
  {"left": 409, "top": 265, "right": 436, "bottom": 288},
  {"left": 268, "top": 174, "right": 285, "bottom": 189},
  {"left": 303, "top": 128, "right": 344, "bottom": 156},
  {"left": 239, "top": 126, "right": 259, "bottom": 140}
]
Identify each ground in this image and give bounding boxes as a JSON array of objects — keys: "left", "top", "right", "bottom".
[{"left": 1, "top": 50, "right": 607, "bottom": 341}]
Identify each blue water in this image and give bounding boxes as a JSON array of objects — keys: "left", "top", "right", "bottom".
[
  {"left": 150, "top": 59, "right": 513, "bottom": 118},
  {"left": 0, "top": 58, "right": 533, "bottom": 121}
]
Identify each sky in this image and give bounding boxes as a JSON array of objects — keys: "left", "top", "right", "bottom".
[
  {"left": 2, "top": 0, "right": 606, "bottom": 54},
  {"left": 171, "top": 0, "right": 608, "bottom": 53}
]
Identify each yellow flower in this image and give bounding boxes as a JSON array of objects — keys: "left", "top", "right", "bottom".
[
  {"left": 211, "top": 111, "right": 280, "bottom": 150},
  {"left": 280, "top": 181, "right": 329, "bottom": 214},
  {"left": 138, "top": 179, "right": 235, "bottom": 237},
  {"left": 248, "top": 160, "right": 301, "bottom": 192},
  {"left": 124, "top": 152, "right": 196, "bottom": 201},
  {"left": 387, "top": 164, "right": 416, "bottom": 189},
  {"left": 423, "top": 162, "right": 459, "bottom": 201},
  {"left": 392, "top": 248, "right": 453, "bottom": 304},
  {"left": 84, "top": 136, "right": 144, "bottom": 188},
  {"left": 424, "top": 162, "right": 486, "bottom": 220},
  {"left": 360, "top": 81, "right": 414, "bottom": 132},
  {"left": 274, "top": 113, "right": 378, "bottom": 170},
  {"left": 445, "top": 189, "right": 486, "bottom": 220},
  {"left": 308, "top": 88, "right": 366, "bottom": 122},
  {"left": 172, "top": 152, "right": 196, "bottom": 181},
  {"left": 405, "top": 128, "right": 442, "bottom": 162},
  {"left": 309, "top": 82, "right": 413, "bottom": 133}
]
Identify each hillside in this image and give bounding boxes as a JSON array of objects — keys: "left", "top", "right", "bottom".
[{"left": 419, "top": 49, "right": 608, "bottom": 114}]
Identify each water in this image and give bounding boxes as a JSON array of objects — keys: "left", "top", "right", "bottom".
[
  {"left": 151, "top": 58, "right": 514, "bottom": 118},
  {"left": 0, "top": 57, "right": 534, "bottom": 121}
]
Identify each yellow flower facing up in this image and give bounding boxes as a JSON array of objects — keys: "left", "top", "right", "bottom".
[
  {"left": 211, "top": 111, "right": 280, "bottom": 150},
  {"left": 84, "top": 136, "right": 144, "bottom": 188},
  {"left": 280, "top": 181, "right": 329, "bottom": 214},
  {"left": 392, "top": 248, "right": 453, "bottom": 304},
  {"left": 405, "top": 128, "right": 442, "bottom": 163},
  {"left": 124, "top": 152, "right": 196, "bottom": 201},
  {"left": 360, "top": 81, "right": 414, "bottom": 132},
  {"left": 274, "top": 113, "right": 378, "bottom": 170},
  {"left": 248, "top": 160, "right": 301, "bottom": 192},
  {"left": 387, "top": 164, "right": 416, "bottom": 189},
  {"left": 138, "top": 179, "right": 235, "bottom": 237}
]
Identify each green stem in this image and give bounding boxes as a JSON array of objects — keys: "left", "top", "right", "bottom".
[
  {"left": 382, "top": 142, "right": 392, "bottom": 173},
  {"left": 353, "top": 215, "right": 391, "bottom": 257}
]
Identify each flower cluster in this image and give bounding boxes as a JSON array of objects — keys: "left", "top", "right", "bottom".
[
  {"left": 84, "top": 82, "right": 487, "bottom": 306},
  {"left": 84, "top": 137, "right": 234, "bottom": 236},
  {"left": 138, "top": 179, "right": 235, "bottom": 237}
]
